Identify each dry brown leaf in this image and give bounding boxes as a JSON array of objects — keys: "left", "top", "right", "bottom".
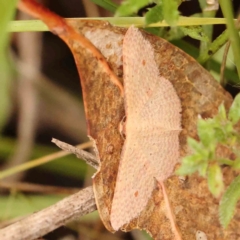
[
  {"left": 18, "top": 1, "right": 240, "bottom": 239},
  {"left": 67, "top": 20, "right": 238, "bottom": 240}
]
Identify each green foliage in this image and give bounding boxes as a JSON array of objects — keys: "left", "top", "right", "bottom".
[
  {"left": 115, "top": 0, "right": 151, "bottom": 16},
  {"left": 219, "top": 175, "right": 240, "bottom": 228},
  {"left": 177, "top": 94, "right": 240, "bottom": 227},
  {"left": 115, "top": 0, "right": 180, "bottom": 25},
  {"left": 219, "top": 0, "right": 240, "bottom": 79},
  {"left": 115, "top": 0, "right": 215, "bottom": 43},
  {"left": 0, "top": 193, "right": 64, "bottom": 220},
  {"left": 0, "top": 0, "right": 17, "bottom": 131},
  {"left": 197, "top": 0, "right": 208, "bottom": 10},
  {"left": 179, "top": 26, "right": 209, "bottom": 42},
  {"left": 228, "top": 94, "right": 240, "bottom": 125},
  {"left": 177, "top": 137, "right": 210, "bottom": 177},
  {"left": 90, "top": 0, "right": 118, "bottom": 13},
  {"left": 145, "top": 4, "right": 164, "bottom": 25},
  {"left": 232, "top": 158, "right": 240, "bottom": 170},
  {"left": 207, "top": 163, "right": 224, "bottom": 197},
  {"left": 162, "top": 0, "right": 179, "bottom": 26},
  {"left": 0, "top": 137, "right": 87, "bottom": 180}
]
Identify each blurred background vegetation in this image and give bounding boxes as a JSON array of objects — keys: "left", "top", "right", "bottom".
[{"left": 0, "top": 0, "right": 240, "bottom": 239}]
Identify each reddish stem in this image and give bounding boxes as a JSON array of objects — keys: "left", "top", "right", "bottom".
[{"left": 18, "top": 0, "right": 124, "bottom": 96}]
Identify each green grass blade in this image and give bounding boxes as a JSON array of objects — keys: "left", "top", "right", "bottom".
[
  {"left": 219, "top": 0, "right": 240, "bottom": 79},
  {"left": 8, "top": 17, "right": 231, "bottom": 32},
  {"left": 0, "top": 0, "right": 17, "bottom": 131},
  {"left": 0, "top": 137, "right": 87, "bottom": 180}
]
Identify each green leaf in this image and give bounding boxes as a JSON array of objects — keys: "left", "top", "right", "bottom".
[
  {"left": 218, "top": 103, "right": 227, "bottom": 120},
  {"left": 162, "top": 0, "right": 179, "bottom": 26},
  {"left": 218, "top": 158, "right": 234, "bottom": 166},
  {"left": 145, "top": 4, "right": 164, "bottom": 25},
  {"left": 219, "top": 175, "right": 240, "bottom": 228},
  {"left": 90, "top": 0, "right": 118, "bottom": 13},
  {"left": 228, "top": 94, "right": 240, "bottom": 125},
  {"left": 187, "top": 137, "right": 212, "bottom": 161},
  {"left": 144, "top": 27, "right": 165, "bottom": 37},
  {"left": 197, "top": 113, "right": 230, "bottom": 144},
  {"left": 162, "top": 26, "right": 185, "bottom": 41},
  {"left": 198, "top": 161, "right": 209, "bottom": 177},
  {"left": 116, "top": 0, "right": 151, "bottom": 16},
  {"left": 197, "top": 118, "right": 216, "bottom": 147},
  {"left": 232, "top": 159, "right": 240, "bottom": 170},
  {"left": 176, "top": 154, "right": 204, "bottom": 175},
  {"left": 223, "top": 122, "right": 234, "bottom": 137},
  {"left": 207, "top": 163, "right": 224, "bottom": 197},
  {"left": 187, "top": 137, "right": 203, "bottom": 152},
  {"left": 179, "top": 26, "right": 210, "bottom": 42},
  {"left": 198, "top": 0, "right": 207, "bottom": 10},
  {"left": 214, "top": 127, "right": 227, "bottom": 143}
]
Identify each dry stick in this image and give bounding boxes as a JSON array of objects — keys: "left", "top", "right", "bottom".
[
  {"left": 52, "top": 138, "right": 99, "bottom": 170},
  {"left": 18, "top": 0, "right": 124, "bottom": 96},
  {"left": 220, "top": 40, "right": 231, "bottom": 86},
  {"left": 52, "top": 139, "right": 98, "bottom": 199},
  {"left": 51, "top": 138, "right": 98, "bottom": 190},
  {"left": 0, "top": 216, "right": 30, "bottom": 231},
  {"left": 0, "top": 141, "right": 92, "bottom": 180},
  {"left": 0, "top": 140, "right": 100, "bottom": 239},
  {"left": 0, "top": 186, "right": 96, "bottom": 240}
]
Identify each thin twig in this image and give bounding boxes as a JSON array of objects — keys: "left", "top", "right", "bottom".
[
  {"left": 0, "top": 141, "right": 92, "bottom": 180},
  {"left": 52, "top": 138, "right": 99, "bottom": 170},
  {"left": 0, "top": 144, "right": 100, "bottom": 239},
  {"left": 220, "top": 40, "right": 231, "bottom": 86},
  {"left": 0, "top": 186, "right": 96, "bottom": 240}
]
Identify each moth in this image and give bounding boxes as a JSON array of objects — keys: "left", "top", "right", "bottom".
[
  {"left": 17, "top": 1, "right": 235, "bottom": 239},
  {"left": 110, "top": 26, "right": 182, "bottom": 239}
]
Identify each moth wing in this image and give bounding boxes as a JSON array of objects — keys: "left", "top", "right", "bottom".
[
  {"left": 111, "top": 127, "right": 181, "bottom": 230},
  {"left": 110, "top": 26, "right": 181, "bottom": 230},
  {"left": 123, "top": 26, "right": 159, "bottom": 120}
]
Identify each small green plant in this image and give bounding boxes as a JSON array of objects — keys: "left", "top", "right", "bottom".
[{"left": 177, "top": 93, "right": 240, "bottom": 228}]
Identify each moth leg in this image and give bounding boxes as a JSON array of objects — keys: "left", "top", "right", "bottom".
[{"left": 158, "top": 181, "right": 182, "bottom": 240}]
